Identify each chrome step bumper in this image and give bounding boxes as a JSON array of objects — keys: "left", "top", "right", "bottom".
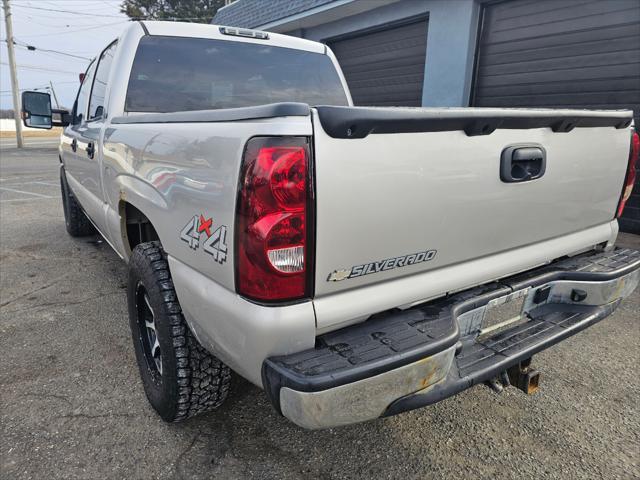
[{"left": 262, "top": 248, "right": 640, "bottom": 429}]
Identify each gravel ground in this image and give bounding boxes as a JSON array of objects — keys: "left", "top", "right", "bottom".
[{"left": 1, "top": 145, "right": 639, "bottom": 480}]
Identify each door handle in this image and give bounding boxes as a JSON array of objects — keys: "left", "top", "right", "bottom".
[
  {"left": 86, "top": 141, "right": 95, "bottom": 159},
  {"left": 500, "top": 145, "right": 546, "bottom": 183},
  {"left": 71, "top": 138, "right": 77, "bottom": 152}
]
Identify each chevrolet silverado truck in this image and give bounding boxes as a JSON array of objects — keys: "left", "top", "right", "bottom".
[{"left": 21, "top": 21, "right": 640, "bottom": 429}]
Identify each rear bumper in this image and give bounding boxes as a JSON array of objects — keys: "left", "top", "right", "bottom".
[{"left": 262, "top": 248, "right": 640, "bottom": 429}]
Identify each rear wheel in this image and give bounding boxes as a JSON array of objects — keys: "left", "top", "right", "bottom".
[
  {"left": 60, "top": 168, "right": 95, "bottom": 237},
  {"left": 127, "top": 241, "right": 232, "bottom": 421}
]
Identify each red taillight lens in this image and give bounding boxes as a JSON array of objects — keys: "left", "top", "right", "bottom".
[
  {"left": 616, "top": 131, "right": 639, "bottom": 218},
  {"left": 268, "top": 147, "right": 307, "bottom": 208},
  {"left": 236, "top": 137, "right": 313, "bottom": 302}
]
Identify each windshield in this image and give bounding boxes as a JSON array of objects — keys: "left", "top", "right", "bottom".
[{"left": 125, "top": 36, "right": 349, "bottom": 113}]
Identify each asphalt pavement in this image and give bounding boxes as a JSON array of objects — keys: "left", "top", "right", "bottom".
[
  {"left": 0, "top": 136, "right": 60, "bottom": 150},
  {"left": 1, "top": 143, "right": 639, "bottom": 480}
]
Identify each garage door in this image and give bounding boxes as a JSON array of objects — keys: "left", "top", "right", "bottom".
[
  {"left": 327, "top": 18, "right": 428, "bottom": 107},
  {"left": 473, "top": 0, "right": 640, "bottom": 233}
]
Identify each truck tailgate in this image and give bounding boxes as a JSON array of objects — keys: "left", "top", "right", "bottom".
[{"left": 311, "top": 107, "right": 632, "bottom": 324}]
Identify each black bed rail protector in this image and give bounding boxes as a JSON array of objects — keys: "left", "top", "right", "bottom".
[
  {"left": 314, "top": 105, "right": 633, "bottom": 139},
  {"left": 112, "top": 102, "right": 310, "bottom": 124}
]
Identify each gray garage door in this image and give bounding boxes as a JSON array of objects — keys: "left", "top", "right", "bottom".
[
  {"left": 473, "top": 0, "right": 640, "bottom": 233},
  {"left": 327, "top": 18, "right": 428, "bottom": 107}
]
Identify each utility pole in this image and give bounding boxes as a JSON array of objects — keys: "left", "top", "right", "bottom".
[
  {"left": 2, "top": 0, "right": 24, "bottom": 148},
  {"left": 49, "top": 81, "right": 60, "bottom": 108}
]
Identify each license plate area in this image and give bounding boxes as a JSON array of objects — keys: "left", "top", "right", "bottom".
[{"left": 478, "top": 288, "right": 530, "bottom": 340}]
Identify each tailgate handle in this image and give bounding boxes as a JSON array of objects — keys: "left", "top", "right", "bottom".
[{"left": 500, "top": 145, "right": 546, "bottom": 183}]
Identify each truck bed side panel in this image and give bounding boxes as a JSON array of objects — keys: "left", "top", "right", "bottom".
[{"left": 101, "top": 116, "right": 312, "bottom": 291}]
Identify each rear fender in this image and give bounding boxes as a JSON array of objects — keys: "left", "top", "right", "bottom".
[{"left": 106, "top": 174, "right": 168, "bottom": 260}]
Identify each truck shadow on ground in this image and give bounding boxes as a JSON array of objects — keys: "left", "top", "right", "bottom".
[
  {"left": 171, "top": 376, "right": 403, "bottom": 480},
  {"left": 170, "top": 362, "right": 568, "bottom": 480}
]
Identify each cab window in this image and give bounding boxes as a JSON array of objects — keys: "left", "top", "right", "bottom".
[
  {"left": 125, "top": 36, "right": 349, "bottom": 112},
  {"left": 73, "top": 61, "right": 96, "bottom": 125},
  {"left": 88, "top": 41, "right": 117, "bottom": 121}
]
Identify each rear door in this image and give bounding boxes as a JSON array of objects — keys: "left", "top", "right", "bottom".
[
  {"left": 63, "top": 42, "right": 117, "bottom": 233},
  {"left": 63, "top": 60, "right": 98, "bottom": 220},
  {"left": 84, "top": 40, "right": 117, "bottom": 208}
]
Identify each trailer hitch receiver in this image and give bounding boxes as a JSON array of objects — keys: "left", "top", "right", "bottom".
[{"left": 507, "top": 358, "right": 540, "bottom": 395}]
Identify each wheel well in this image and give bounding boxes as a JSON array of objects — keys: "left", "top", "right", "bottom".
[{"left": 122, "top": 202, "right": 159, "bottom": 253}]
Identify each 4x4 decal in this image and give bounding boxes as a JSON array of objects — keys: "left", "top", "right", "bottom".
[{"left": 180, "top": 214, "right": 228, "bottom": 264}]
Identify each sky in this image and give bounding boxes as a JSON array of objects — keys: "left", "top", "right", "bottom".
[{"left": 0, "top": 0, "right": 132, "bottom": 110}]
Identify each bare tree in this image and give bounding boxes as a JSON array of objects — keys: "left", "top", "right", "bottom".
[{"left": 120, "top": 0, "right": 225, "bottom": 23}]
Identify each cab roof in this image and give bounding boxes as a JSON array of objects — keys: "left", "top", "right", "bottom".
[{"left": 138, "top": 21, "right": 326, "bottom": 54}]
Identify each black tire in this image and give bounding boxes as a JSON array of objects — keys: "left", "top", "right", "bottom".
[
  {"left": 127, "top": 241, "right": 231, "bottom": 422},
  {"left": 60, "top": 167, "right": 95, "bottom": 237}
]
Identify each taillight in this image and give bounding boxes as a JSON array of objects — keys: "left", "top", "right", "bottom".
[
  {"left": 616, "top": 130, "right": 639, "bottom": 218},
  {"left": 235, "top": 137, "right": 313, "bottom": 302}
]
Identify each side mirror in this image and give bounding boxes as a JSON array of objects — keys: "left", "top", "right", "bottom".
[{"left": 21, "top": 91, "right": 53, "bottom": 129}]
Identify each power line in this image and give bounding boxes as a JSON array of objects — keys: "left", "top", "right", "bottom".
[
  {"left": 0, "top": 81, "right": 78, "bottom": 94},
  {"left": 0, "top": 61, "right": 80, "bottom": 74},
  {"left": 15, "top": 20, "right": 130, "bottom": 38},
  {"left": 1, "top": 37, "right": 92, "bottom": 58},
  {"left": 8, "top": 9, "right": 124, "bottom": 25},
  {"left": 0, "top": 81, "right": 78, "bottom": 97},
  {"left": 11, "top": 3, "right": 217, "bottom": 21},
  {"left": 9, "top": 38, "right": 92, "bottom": 60},
  {"left": 0, "top": 85, "right": 46, "bottom": 94},
  {"left": 14, "top": 0, "right": 121, "bottom": 7},
  {"left": 13, "top": 14, "right": 125, "bottom": 29},
  {"left": 14, "top": 47, "right": 87, "bottom": 64},
  {"left": 11, "top": 3, "right": 127, "bottom": 18},
  {"left": 12, "top": 0, "right": 118, "bottom": 3},
  {"left": 36, "top": 0, "right": 121, "bottom": 10}
]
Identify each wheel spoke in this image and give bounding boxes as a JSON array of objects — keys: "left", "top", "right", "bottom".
[
  {"left": 144, "top": 294, "right": 154, "bottom": 317},
  {"left": 151, "top": 338, "right": 160, "bottom": 358},
  {"left": 138, "top": 288, "right": 163, "bottom": 377}
]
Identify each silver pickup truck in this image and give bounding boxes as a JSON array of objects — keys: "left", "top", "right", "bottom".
[{"left": 22, "top": 21, "right": 640, "bottom": 429}]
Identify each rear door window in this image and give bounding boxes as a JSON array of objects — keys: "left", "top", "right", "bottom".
[
  {"left": 88, "top": 41, "right": 117, "bottom": 121},
  {"left": 125, "top": 36, "right": 349, "bottom": 112},
  {"left": 73, "top": 61, "right": 96, "bottom": 125}
]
